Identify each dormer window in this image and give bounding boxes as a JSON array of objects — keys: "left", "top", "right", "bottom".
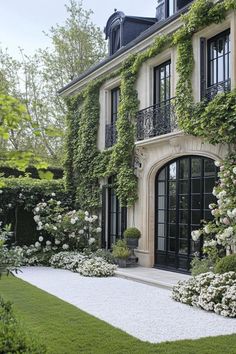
[
  {"left": 156, "top": 0, "right": 191, "bottom": 21},
  {"left": 111, "top": 24, "right": 121, "bottom": 55}
]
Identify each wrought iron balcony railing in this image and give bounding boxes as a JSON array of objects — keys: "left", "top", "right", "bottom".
[
  {"left": 204, "top": 79, "right": 231, "bottom": 102},
  {"left": 105, "top": 122, "right": 117, "bottom": 148},
  {"left": 136, "top": 98, "right": 177, "bottom": 141}
]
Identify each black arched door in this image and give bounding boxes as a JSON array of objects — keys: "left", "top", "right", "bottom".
[{"left": 155, "top": 156, "right": 217, "bottom": 272}]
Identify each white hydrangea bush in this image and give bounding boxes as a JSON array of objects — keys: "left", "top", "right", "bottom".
[
  {"left": 172, "top": 272, "right": 236, "bottom": 317},
  {"left": 191, "top": 155, "right": 236, "bottom": 254},
  {"left": 49, "top": 252, "right": 117, "bottom": 277},
  {"left": 32, "top": 198, "right": 101, "bottom": 252}
]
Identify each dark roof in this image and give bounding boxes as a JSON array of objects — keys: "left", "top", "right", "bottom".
[{"left": 58, "top": 5, "right": 190, "bottom": 95}]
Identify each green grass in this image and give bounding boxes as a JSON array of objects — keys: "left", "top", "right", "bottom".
[{"left": 0, "top": 275, "right": 236, "bottom": 354}]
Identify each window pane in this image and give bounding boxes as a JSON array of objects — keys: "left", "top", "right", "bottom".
[
  {"left": 192, "top": 194, "right": 201, "bottom": 209},
  {"left": 158, "top": 196, "right": 165, "bottom": 209},
  {"left": 169, "top": 181, "right": 176, "bottom": 195},
  {"left": 158, "top": 224, "right": 165, "bottom": 237},
  {"left": 179, "top": 224, "right": 188, "bottom": 239},
  {"left": 158, "top": 237, "right": 165, "bottom": 251},
  {"left": 179, "top": 240, "right": 188, "bottom": 254},
  {"left": 191, "top": 210, "right": 201, "bottom": 224},
  {"left": 158, "top": 210, "right": 165, "bottom": 223},
  {"left": 204, "top": 159, "right": 215, "bottom": 176},
  {"left": 169, "top": 238, "right": 176, "bottom": 251},
  {"left": 169, "top": 162, "right": 177, "bottom": 180},
  {"left": 180, "top": 180, "right": 188, "bottom": 194},
  {"left": 180, "top": 159, "right": 189, "bottom": 179},
  {"left": 218, "top": 56, "right": 223, "bottom": 82},
  {"left": 158, "top": 182, "right": 165, "bottom": 195},
  {"left": 179, "top": 195, "right": 188, "bottom": 209},
  {"left": 191, "top": 179, "right": 201, "bottom": 193},
  {"left": 158, "top": 169, "right": 166, "bottom": 180},
  {"left": 192, "top": 158, "right": 201, "bottom": 177},
  {"left": 204, "top": 177, "right": 215, "bottom": 193},
  {"left": 169, "top": 210, "right": 176, "bottom": 223},
  {"left": 179, "top": 210, "right": 188, "bottom": 224}
]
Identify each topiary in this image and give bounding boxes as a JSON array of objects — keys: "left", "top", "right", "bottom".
[
  {"left": 123, "top": 227, "right": 141, "bottom": 239},
  {"left": 112, "top": 240, "right": 130, "bottom": 259},
  {"left": 215, "top": 254, "right": 236, "bottom": 274}
]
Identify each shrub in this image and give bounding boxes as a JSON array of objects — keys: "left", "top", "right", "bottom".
[
  {"left": 172, "top": 272, "right": 236, "bottom": 317},
  {"left": 0, "top": 297, "right": 47, "bottom": 353},
  {"left": 190, "top": 256, "right": 215, "bottom": 276},
  {"left": 112, "top": 240, "right": 130, "bottom": 259},
  {"left": 123, "top": 227, "right": 141, "bottom": 239},
  {"left": 92, "top": 249, "right": 116, "bottom": 264},
  {"left": 215, "top": 254, "right": 236, "bottom": 274}
]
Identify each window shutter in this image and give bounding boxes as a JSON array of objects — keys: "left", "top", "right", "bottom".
[{"left": 200, "top": 37, "right": 207, "bottom": 100}]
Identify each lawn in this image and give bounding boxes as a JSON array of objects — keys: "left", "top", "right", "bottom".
[{"left": 0, "top": 275, "right": 236, "bottom": 354}]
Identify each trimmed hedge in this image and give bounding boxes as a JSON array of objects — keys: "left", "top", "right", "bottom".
[
  {"left": 0, "top": 178, "right": 70, "bottom": 246},
  {"left": 215, "top": 255, "right": 236, "bottom": 274}
]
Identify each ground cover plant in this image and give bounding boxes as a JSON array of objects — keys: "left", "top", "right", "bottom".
[{"left": 1, "top": 275, "right": 236, "bottom": 354}]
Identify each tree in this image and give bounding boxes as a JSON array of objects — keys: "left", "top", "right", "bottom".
[{"left": 0, "top": 0, "right": 106, "bottom": 165}]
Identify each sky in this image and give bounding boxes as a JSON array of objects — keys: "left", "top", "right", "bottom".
[{"left": 0, "top": 0, "right": 158, "bottom": 58}]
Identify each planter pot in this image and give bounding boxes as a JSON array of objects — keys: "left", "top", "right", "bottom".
[
  {"left": 126, "top": 238, "right": 139, "bottom": 249},
  {"left": 116, "top": 258, "right": 127, "bottom": 268}
]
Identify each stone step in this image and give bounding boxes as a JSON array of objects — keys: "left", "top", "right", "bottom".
[{"left": 115, "top": 266, "right": 190, "bottom": 290}]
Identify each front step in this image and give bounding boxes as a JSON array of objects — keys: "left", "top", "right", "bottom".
[{"left": 114, "top": 266, "right": 190, "bottom": 290}]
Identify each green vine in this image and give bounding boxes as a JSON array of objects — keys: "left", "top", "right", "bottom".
[{"left": 65, "top": 0, "right": 236, "bottom": 212}]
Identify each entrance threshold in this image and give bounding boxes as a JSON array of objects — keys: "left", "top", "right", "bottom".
[{"left": 115, "top": 266, "right": 190, "bottom": 290}]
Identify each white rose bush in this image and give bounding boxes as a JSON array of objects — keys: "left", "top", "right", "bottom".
[
  {"left": 32, "top": 198, "right": 100, "bottom": 252},
  {"left": 172, "top": 155, "right": 236, "bottom": 317},
  {"left": 191, "top": 155, "right": 236, "bottom": 255},
  {"left": 172, "top": 272, "right": 236, "bottom": 318}
]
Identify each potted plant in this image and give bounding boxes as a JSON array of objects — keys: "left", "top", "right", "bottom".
[
  {"left": 124, "top": 227, "right": 141, "bottom": 249},
  {"left": 112, "top": 239, "right": 130, "bottom": 268}
]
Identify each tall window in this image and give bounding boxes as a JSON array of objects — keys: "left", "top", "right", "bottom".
[
  {"left": 111, "top": 88, "right": 120, "bottom": 125},
  {"left": 107, "top": 177, "right": 127, "bottom": 249},
  {"left": 155, "top": 156, "right": 218, "bottom": 271},
  {"left": 207, "top": 30, "right": 231, "bottom": 87},
  {"left": 154, "top": 61, "right": 171, "bottom": 104},
  {"left": 111, "top": 26, "right": 121, "bottom": 55},
  {"left": 105, "top": 87, "right": 120, "bottom": 148}
]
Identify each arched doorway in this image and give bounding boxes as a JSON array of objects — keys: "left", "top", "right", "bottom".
[{"left": 155, "top": 156, "right": 218, "bottom": 272}]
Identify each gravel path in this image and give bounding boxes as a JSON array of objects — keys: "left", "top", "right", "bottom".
[{"left": 15, "top": 267, "right": 236, "bottom": 343}]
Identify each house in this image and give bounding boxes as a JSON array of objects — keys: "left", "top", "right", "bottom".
[{"left": 59, "top": 0, "right": 236, "bottom": 272}]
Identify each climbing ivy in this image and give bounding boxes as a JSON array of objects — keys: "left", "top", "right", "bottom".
[{"left": 65, "top": 0, "right": 236, "bottom": 211}]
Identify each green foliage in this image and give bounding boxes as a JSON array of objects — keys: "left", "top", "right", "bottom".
[
  {"left": 215, "top": 255, "right": 236, "bottom": 274},
  {"left": 0, "top": 297, "right": 47, "bottom": 353},
  {"left": 112, "top": 239, "right": 130, "bottom": 259},
  {"left": 190, "top": 256, "right": 216, "bottom": 276},
  {"left": 180, "top": 90, "right": 236, "bottom": 144},
  {"left": 124, "top": 227, "right": 141, "bottom": 239}
]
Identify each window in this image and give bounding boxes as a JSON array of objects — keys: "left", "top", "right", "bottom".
[
  {"left": 155, "top": 156, "right": 218, "bottom": 271},
  {"left": 154, "top": 61, "right": 171, "bottom": 104},
  {"left": 156, "top": 0, "right": 191, "bottom": 21},
  {"left": 107, "top": 177, "right": 127, "bottom": 249},
  {"left": 207, "top": 30, "right": 231, "bottom": 88},
  {"left": 111, "top": 26, "right": 121, "bottom": 55},
  {"left": 105, "top": 87, "right": 120, "bottom": 148}
]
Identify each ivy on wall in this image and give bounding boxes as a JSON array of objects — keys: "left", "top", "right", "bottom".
[{"left": 65, "top": 0, "right": 236, "bottom": 212}]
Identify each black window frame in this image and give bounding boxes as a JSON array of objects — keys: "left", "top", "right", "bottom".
[
  {"left": 154, "top": 60, "right": 171, "bottom": 105},
  {"left": 207, "top": 29, "right": 231, "bottom": 88},
  {"left": 155, "top": 156, "right": 218, "bottom": 272}
]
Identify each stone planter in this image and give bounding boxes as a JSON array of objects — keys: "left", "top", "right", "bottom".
[
  {"left": 126, "top": 237, "right": 139, "bottom": 250},
  {"left": 116, "top": 258, "right": 127, "bottom": 268}
]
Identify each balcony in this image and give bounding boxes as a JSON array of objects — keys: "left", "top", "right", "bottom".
[
  {"left": 204, "top": 79, "right": 231, "bottom": 102},
  {"left": 136, "top": 98, "right": 177, "bottom": 141},
  {"left": 105, "top": 122, "right": 117, "bottom": 148}
]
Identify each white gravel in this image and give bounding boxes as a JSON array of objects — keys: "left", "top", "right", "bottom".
[{"left": 15, "top": 266, "right": 236, "bottom": 343}]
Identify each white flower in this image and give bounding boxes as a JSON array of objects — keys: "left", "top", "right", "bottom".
[
  {"left": 53, "top": 226, "right": 57, "bottom": 230},
  {"left": 35, "top": 241, "right": 41, "bottom": 248},
  {"left": 203, "top": 225, "right": 211, "bottom": 234},
  {"left": 62, "top": 244, "right": 69, "bottom": 250},
  {"left": 96, "top": 227, "right": 102, "bottom": 233},
  {"left": 35, "top": 207, "right": 40, "bottom": 212},
  {"left": 0, "top": 190, "right": 3, "bottom": 194},
  {"left": 88, "top": 237, "right": 95, "bottom": 245},
  {"left": 232, "top": 208, "right": 236, "bottom": 217},
  {"left": 46, "top": 240, "right": 52, "bottom": 246},
  {"left": 57, "top": 201, "right": 61, "bottom": 206},
  {"left": 233, "top": 167, "right": 236, "bottom": 174},
  {"left": 51, "top": 193, "right": 56, "bottom": 197},
  {"left": 70, "top": 218, "right": 76, "bottom": 225},
  {"left": 55, "top": 239, "right": 61, "bottom": 245},
  {"left": 34, "top": 215, "right": 40, "bottom": 222},
  {"left": 78, "top": 230, "right": 84, "bottom": 235},
  {"left": 8, "top": 203, "right": 12, "bottom": 208},
  {"left": 19, "top": 193, "right": 23, "bottom": 198},
  {"left": 92, "top": 215, "right": 98, "bottom": 220},
  {"left": 218, "top": 190, "right": 226, "bottom": 199},
  {"left": 39, "top": 236, "right": 44, "bottom": 242},
  {"left": 214, "top": 160, "right": 221, "bottom": 167},
  {"left": 85, "top": 211, "right": 89, "bottom": 216},
  {"left": 191, "top": 230, "right": 201, "bottom": 241}
]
